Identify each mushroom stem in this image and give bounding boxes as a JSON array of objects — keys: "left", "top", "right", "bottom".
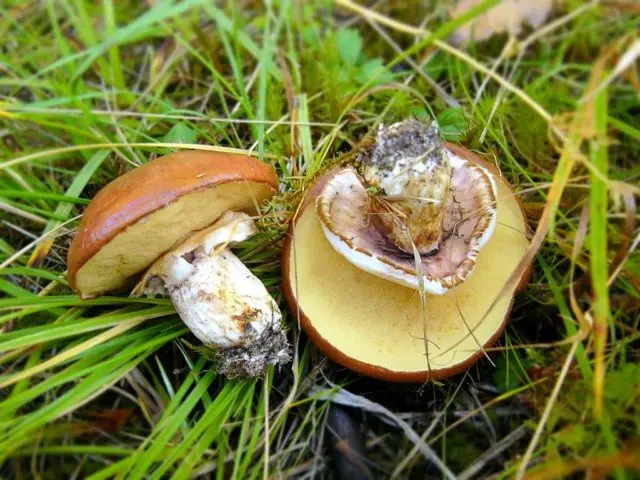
[
  {"left": 360, "top": 120, "right": 452, "bottom": 255},
  {"left": 133, "top": 211, "right": 290, "bottom": 378},
  {"left": 166, "top": 248, "right": 290, "bottom": 378}
]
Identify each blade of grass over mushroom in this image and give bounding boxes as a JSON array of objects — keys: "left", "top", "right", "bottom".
[
  {"left": 590, "top": 86, "right": 611, "bottom": 419},
  {"left": 430, "top": 41, "right": 621, "bottom": 362},
  {"left": 0, "top": 142, "right": 276, "bottom": 171}
]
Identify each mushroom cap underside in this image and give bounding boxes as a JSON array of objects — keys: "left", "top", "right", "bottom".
[
  {"left": 68, "top": 151, "right": 278, "bottom": 298},
  {"left": 316, "top": 152, "right": 498, "bottom": 294},
  {"left": 282, "top": 145, "right": 531, "bottom": 382},
  {"left": 131, "top": 211, "right": 259, "bottom": 297}
]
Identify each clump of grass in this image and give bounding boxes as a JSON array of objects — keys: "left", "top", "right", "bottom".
[{"left": 1, "top": 1, "right": 639, "bottom": 478}]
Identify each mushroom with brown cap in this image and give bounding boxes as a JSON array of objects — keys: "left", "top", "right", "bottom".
[
  {"left": 67, "top": 150, "right": 290, "bottom": 378},
  {"left": 282, "top": 120, "right": 530, "bottom": 382}
]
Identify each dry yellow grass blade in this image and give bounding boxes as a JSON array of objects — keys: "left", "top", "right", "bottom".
[{"left": 0, "top": 143, "right": 275, "bottom": 171}]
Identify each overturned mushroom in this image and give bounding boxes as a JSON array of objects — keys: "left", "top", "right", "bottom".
[
  {"left": 283, "top": 120, "right": 530, "bottom": 381},
  {"left": 67, "top": 151, "right": 290, "bottom": 378}
]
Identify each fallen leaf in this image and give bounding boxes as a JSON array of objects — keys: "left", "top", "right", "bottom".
[
  {"left": 86, "top": 408, "right": 135, "bottom": 433},
  {"left": 450, "top": 0, "right": 553, "bottom": 45}
]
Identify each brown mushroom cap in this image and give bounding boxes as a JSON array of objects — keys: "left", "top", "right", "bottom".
[
  {"left": 282, "top": 145, "right": 531, "bottom": 382},
  {"left": 68, "top": 151, "right": 278, "bottom": 298}
]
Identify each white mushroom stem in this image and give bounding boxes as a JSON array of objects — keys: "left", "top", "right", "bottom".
[{"left": 133, "top": 211, "right": 290, "bottom": 378}]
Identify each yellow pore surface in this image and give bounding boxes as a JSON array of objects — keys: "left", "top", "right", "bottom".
[
  {"left": 288, "top": 176, "right": 529, "bottom": 375},
  {"left": 75, "top": 182, "right": 273, "bottom": 297}
]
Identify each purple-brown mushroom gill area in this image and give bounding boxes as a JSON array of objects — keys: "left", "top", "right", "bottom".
[{"left": 316, "top": 151, "right": 499, "bottom": 295}]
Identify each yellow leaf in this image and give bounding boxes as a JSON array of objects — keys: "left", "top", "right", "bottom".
[{"left": 450, "top": 0, "right": 553, "bottom": 45}]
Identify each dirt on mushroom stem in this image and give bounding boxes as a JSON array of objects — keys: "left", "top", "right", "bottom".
[{"left": 163, "top": 249, "right": 290, "bottom": 378}]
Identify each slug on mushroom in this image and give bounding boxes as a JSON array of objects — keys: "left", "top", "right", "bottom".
[
  {"left": 282, "top": 119, "right": 531, "bottom": 382},
  {"left": 67, "top": 151, "right": 290, "bottom": 378}
]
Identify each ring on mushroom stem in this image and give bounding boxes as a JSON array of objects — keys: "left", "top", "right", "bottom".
[
  {"left": 282, "top": 119, "right": 531, "bottom": 382},
  {"left": 67, "top": 151, "right": 291, "bottom": 379}
]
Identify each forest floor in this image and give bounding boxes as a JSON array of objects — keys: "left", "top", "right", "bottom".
[{"left": 1, "top": 1, "right": 639, "bottom": 478}]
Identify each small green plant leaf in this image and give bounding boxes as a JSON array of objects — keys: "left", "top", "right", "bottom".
[
  {"left": 356, "top": 59, "right": 393, "bottom": 85},
  {"left": 492, "top": 353, "right": 532, "bottom": 393},
  {"left": 436, "top": 108, "right": 468, "bottom": 141},
  {"left": 552, "top": 424, "right": 588, "bottom": 451},
  {"left": 604, "top": 363, "right": 640, "bottom": 406},
  {"left": 337, "top": 28, "right": 363, "bottom": 66},
  {"left": 163, "top": 123, "right": 197, "bottom": 144},
  {"left": 410, "top": 106, "right": 432, "bottom": 122}
]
